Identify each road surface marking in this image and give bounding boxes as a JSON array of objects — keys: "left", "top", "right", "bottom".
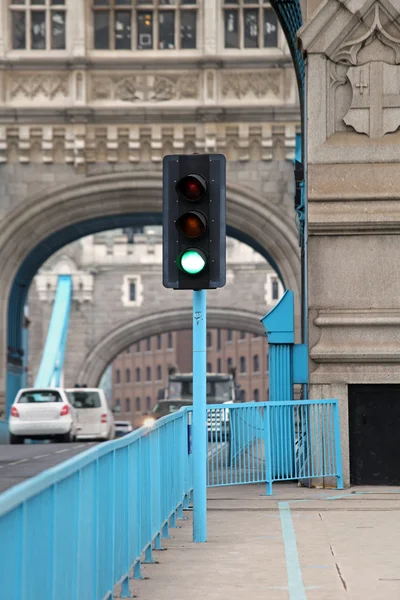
[{"left": 279, "top": 501, "right": 307, "bottom": 600}]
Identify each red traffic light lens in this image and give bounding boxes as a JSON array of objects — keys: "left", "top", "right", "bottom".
[
  {"left": 176, "top": 174, "right": 207, "bottom": 201},
  {"left": 176, "top": 211, "right": 207, "bottom": 239}
]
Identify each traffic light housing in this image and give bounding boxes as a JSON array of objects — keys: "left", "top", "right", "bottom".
[{"left": 163, "top": 154, "right": 226, "bottom": 290}]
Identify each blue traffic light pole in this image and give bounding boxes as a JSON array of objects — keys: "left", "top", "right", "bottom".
[{"left": 192, "top": 289, "right": 207, "bottom": 543}]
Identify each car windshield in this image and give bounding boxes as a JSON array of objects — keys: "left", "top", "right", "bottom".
[
  {"left": 152, "top": 401, "right": 191, "bottom": 415},
  {"left": 66, "top": 391, "right": 101, "bottom": 409},
  {"left": 115, "top": 422, "right": 131, "bottom": 428},
  {"left": 18, "top": 390, "right": 62, "bottom": 404},
  {"left": 168, "top": 379, "right": 232, "bottom": 401}
]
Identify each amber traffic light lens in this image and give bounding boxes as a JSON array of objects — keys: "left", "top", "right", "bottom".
[
  {"left": 176, "top": 211, "right": 207, "bottom": 239},
  {"left": 176, "top": 174, "right": 207, "bottom": 201}
]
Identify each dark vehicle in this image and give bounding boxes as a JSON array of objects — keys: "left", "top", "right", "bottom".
[
  {"left": 141, "top": 373, "right": 236, "bottom": 440},
  {"left": 114, "top": 421, "right": 133, "bottom": 438}
]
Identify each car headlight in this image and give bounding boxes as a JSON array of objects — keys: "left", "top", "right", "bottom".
[{"left": 143, "top": 417, "right": 155, "bottom": 428}]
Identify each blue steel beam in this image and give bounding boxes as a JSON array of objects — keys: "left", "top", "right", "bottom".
[{"left": 35, "top": 274, "right": 72, "bottom": 388}]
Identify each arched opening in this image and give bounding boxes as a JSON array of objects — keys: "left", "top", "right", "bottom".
[{"left": 0, "top": 173, "right": 300, "bottom": 415}]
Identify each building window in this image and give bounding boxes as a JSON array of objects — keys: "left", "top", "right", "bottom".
[
  {"left": 253, "top": 389, "right": 259, "bottom": 402},
  {"left": 10, "top": 0, "right": 67, "bottom": 51},
  {"left": 157, "top": 334, "right": 162, "bottom": 350},
  {"left": 266, "top": 354, "right": 269, "bottom": 371},
  {"left": 240, "top": 356, "right": 246, "bottom": 374},
  {"left": 240, "top": 331, "right": 246, "bottom": 340},
  {"left": 158, "top": 388, "right": 164, "bottom": 400},
  {"left": 136, "top": 397, "right": 141, "bottom": 412},
  {"left": 223, "top": 0, "right": 278, "bottom": 50},
  {"left": 207, "top": 332, "right": 212, "bottom": 348},
  {"left": 272, "top": 279, "right": 279, "bottom": 300},
  {"left": 240, "top": 389, "right": 246, "bottom": 402},
  {"left": 129, "top": 281, "right": 136, "bottom": 302},
  {"left": 253, "top": 355, "right": 260, "bottom": 373},
  {"left": 146, "top": 337, "right": 151, "bottom": 351},
  {"left": 136, "top": 367, "right": 141, "bottom": 382},
  {"left": 146, "top": 396, "right": 151, "bottom": 411},
  {"left": 217, "top": 329, "right": 221, "bottom": 351},
  {"left": 115, "top": 369, "right": 121, "bottom": 384},
  {"left": 126, "top": 346, "right": 131, "bottom": 354},
  {"left": 93, "top": 0, "right": 198, "bottom": 51},
  {"left": 122, "top": 275, "right": 142, "bottom": 307},
  {"left": 115, "top": 398, "right": 120, "bottom": 410},
  {"left": 217, "top": 358, "right": 222, "bottom": 373},
  {"left": 167, "top": 333, "right": 173, "bottom": 348},
  {"left": 227, "top": 357, "right": 233, "bottom": 369},
  {"left": 126, "top": 368, "right": 131, "bottom": 383},
  {"left": 157, "top": 365, "right": 162, "bottom": 380},
  {"left": 207, "top": 362, "right": 212, "bottom": 373},
  {"left": 227, "top": 329, "right": 233, "bottom": 342},
  {"left": 146, "top": 366, "right": 151, "bottom": 381},
  {"left": 136, "top": 341, "right": 140, "bottom": 352},
  {"left": 126, "top": 397, "right": 131, "bottom": 412}
]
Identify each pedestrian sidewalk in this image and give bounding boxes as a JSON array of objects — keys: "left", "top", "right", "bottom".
[{"left": 116, "top": 483, "right": 400, "bottom": 600}]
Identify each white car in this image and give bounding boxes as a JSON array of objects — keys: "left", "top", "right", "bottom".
[
  {"left": 9, "top": 388, "right": 79, "bottom": 444},
  {"left": 114, "top": 421, "right": 134, "bottom": 438},
  {"left": 65, "top": 388, "right": 115, "bottom": 442}
]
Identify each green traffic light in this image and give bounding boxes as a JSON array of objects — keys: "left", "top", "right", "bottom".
[{"left": 179, "top": 249, "right": 206, "bottom": 275}]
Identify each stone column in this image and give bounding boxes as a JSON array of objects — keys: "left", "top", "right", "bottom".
[
  {"left": 70, "top": 0, "right": 86, "bottom": 57},
  {"left": 299, "top": 0, "right": 400, "bottom": 487},
  {"left": 203, "top": 0, "right": 218, "bottom": 56}
]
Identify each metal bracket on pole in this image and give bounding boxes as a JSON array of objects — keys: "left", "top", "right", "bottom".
[{"left": 192, "top": 289, "right": 207, "bottom": 543}]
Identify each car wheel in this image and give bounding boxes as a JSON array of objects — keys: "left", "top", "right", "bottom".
[
  {"left": 57, "top": 431, "right": 73, "bottom": 443},
  {"left": 10, "top": 433, "right": 24, "bottom": 445}
]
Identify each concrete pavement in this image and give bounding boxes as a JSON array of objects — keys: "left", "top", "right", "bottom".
[{"left": 119, "top": 483, "right": 400, "bottom": 600}]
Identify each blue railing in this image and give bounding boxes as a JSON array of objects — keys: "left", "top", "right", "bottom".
[
  {"left": 205, "top": 400, "right": 343, "bottom": 495},
  {"left": 0, "top": 409, "right": 192, "bottom": 600}
]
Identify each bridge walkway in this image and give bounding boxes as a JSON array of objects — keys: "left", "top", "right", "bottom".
[{"left": 125, "top": 483, "right": 400, "bottom": 600}]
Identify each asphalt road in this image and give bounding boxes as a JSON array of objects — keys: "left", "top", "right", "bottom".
[{"left": 0, "top": 442, "right": 98, "bottom": 494}]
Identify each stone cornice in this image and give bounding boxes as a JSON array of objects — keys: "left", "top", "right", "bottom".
[
  {"left": 0, "top": 56, "right": 294, "bottom": 72},
  {"left": 0, "top": 105, "right": 300, "bottom": 125}
]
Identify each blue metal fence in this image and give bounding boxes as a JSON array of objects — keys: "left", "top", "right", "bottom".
[
  {"left": 205, "top": 400, "right": 343, "bottom": 495},
  {"left": 0, "top": 409, "right": 192, "bottom": 600}
]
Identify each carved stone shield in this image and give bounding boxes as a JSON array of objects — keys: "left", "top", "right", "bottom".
[{"left": 343, "top": 62, "right": 400, "bottom": 139}]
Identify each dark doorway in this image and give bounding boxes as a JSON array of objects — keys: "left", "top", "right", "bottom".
[{"left": 349, "top": 384, "right": 400, "bottom": 485}]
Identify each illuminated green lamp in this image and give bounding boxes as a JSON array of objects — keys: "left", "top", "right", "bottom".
[{"left": 178, "top": 249, "right": 206, "bottom": 275}]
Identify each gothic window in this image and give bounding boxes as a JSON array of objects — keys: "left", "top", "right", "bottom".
[
  {"left": 93, "top": 0, "right": 197, "bottom": 51},
  {"left": 272, "top": 278, "right": 279, "bottom": 300},
  {"left": 10, "top": 0, "right": 67, "bottom": 50},
  {"left": 223, "top": 0, "right": 278, "bottom": 50},
  {"left": 129, "top": 281, "right": 136, "bottom": 302}
]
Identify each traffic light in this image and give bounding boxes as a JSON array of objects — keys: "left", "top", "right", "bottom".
[{"left": 163, "top": 154, "right": 226, "bottom": 290}]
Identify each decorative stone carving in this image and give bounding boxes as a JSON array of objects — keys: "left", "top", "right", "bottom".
[
  {"left": 35, "top": 256, "right": 94, "bottom": 304},
  {"left": 343, "top": 62, "right": 400, "bottom": 138},
  {"left": 222, "top": 72, "right": 282, "bottom": 99},
  {"left": 91, "top": 74, "right": 200, "bottom": 103},
  {"left": 9, "top": 74, "right": 69, "bottom": 100},
  {"left": 299, "top": 0, "right": 400, "bottom": 159}
]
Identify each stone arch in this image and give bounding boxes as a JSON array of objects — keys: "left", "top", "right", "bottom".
[
  {"left": 78, "top": 307, "right": 266, "bottom": 387},
  {"left": 0, "top": 170, "right": 300, "bottom": 411}
]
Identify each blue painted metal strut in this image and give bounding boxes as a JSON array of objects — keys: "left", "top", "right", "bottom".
[
  {"left": 35, "top": 274, "right": 72, "bottom": 388},
  {"left": 192, "top": 289, "right": 207, "bottom": 543}
]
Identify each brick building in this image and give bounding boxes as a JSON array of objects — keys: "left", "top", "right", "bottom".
[{"left": 112, "top": 327, "right": 269, "bottom": 428}]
